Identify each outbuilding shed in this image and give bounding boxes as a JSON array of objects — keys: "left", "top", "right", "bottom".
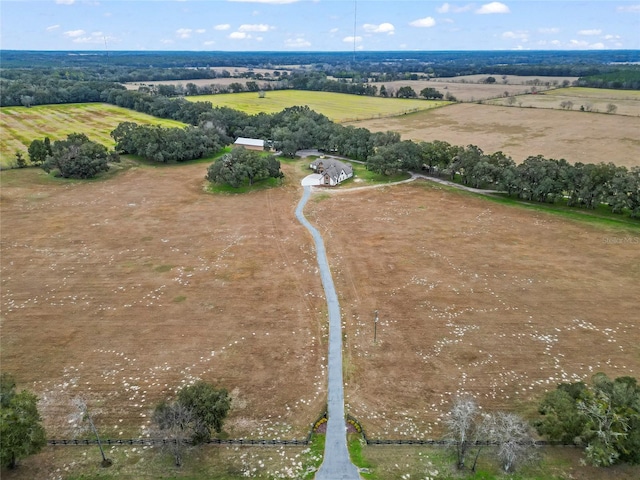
[{"left": 233, "top": 137, "right": 265, "bottom": 151}]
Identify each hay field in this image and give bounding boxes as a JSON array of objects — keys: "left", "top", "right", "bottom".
[
  {"left": 185, "top": 90, "right": 447, "bottom": 122},
  {"left": 0, "top": 104, "right": 186, "bottom": 168},
  {"left": 487, "top": 87, "right": 640, "bottom": 116},
  {"left": 307, "top": 181, "right": 640, "bottom": 439},
  {"left": 0, "top": 162, "right": 328, "bottom": 440},
  {"left": 347, "top": 103, "right": 640, "bottom": 167}
]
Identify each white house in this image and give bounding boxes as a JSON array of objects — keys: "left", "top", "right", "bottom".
[
  {"left": 307, "top": 158, "right": 354, "bottom": 186},
  {"left": 233, "top": 137, "right": 265, "bottom": 151}
]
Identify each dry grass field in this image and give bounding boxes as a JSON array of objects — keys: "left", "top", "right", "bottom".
[
  {"left": 348, "top": 103, "right": 640, "bottom": 167},
  {"left": 0, "top": 104, "right": 186, "bottom": 168},
  {"left": 0, "top": 162, "right": 328, "bottom": 441},
  {"left": 306, "top": 181, "right": 640, "bottom": 440},
  {"left": 1, "top": 161, "right": 639, "bottom": 478},
  {"left": 487, "top": 87, "right": 640, "bottom": 117}
]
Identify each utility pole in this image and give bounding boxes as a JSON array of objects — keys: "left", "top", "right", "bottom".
[{"left": 374, "top": 309, "right": 379, "bottom": 344}]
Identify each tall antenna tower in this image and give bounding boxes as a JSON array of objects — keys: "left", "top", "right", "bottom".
[
  {"left": 104, "top": 36, "right": 110, "bottom": 63},
  {"left": 353, "top": 1, "right": 357, "bottom": 63}
]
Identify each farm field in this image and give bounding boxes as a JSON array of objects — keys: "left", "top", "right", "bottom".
[
  {"left": 430, "top": 74, "right": 579, "bottom": 85},
  {"left": 2, "top": 160, "right": 640, "bottom": 479},
  {"left": 487, "top": 87, "right": 640, "bottom": 116},
  {"left": 369, "top": 79, "right": 549, "bottom": 102},
  {"left": 306, "top": 180, "right": 640, "bottom": 441},
  {"left": 0, "top": 161, "right": 328, "bottom": 443},
  {"left": 0, "top": 103, "right": 186, "bottom": 168},
  {"left": 185, "top": 90, "right": 448, "bottom": 122},
  {"left": 348, "top": 103, "right": 640, "bottom": 167}
]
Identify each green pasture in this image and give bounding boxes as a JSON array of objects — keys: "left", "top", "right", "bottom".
[
  {"left": 186, "top": 90, "right": 449, "bottom": 123},
  {"left": 0, "top": 103, "right": 186, "bottom": 168}
]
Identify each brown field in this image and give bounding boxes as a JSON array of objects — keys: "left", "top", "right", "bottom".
[
  {"left": 307, "top": 181, "right": 640, "bottom": 439},
  {"left": 487, "top": 87, "right": 640, "bottom": 117},
  {"left": 368, "top": 74, "right": 579, "bottom": 102},
  {"left": 0, "top": 162, "right": 328, "bottom": 440},
  {"left": 431, "top": 74, "right": 579, "bottom": 86},
  {"left": 369, "top": 79, "right": 538, "bottom": 102},
  {"left": 348, "top": 103, "right": 640, "bottom": 167},
  {"left": 1, "top": 161, "right": 639, "bottom": 477},
  {"left": 124, "top": 68, "right": 292, "bottom": 91}
]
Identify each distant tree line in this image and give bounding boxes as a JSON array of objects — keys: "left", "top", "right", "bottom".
[
  {"left": 577, "top": 68, "right": 640, "bottom": 90},
  {"left": 3, "top": 50, "right": 638, "bottom": 106}
]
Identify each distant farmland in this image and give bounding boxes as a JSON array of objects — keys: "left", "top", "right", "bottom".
[
  {"left": 0, "top": 103, "right": 186, "bottom": 168},
  {"left": 186, "top": 90, "right": 448, "bottom": 122}
]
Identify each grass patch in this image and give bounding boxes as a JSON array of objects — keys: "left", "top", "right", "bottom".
[
  {"left": 186, "top": 90, "right": 448, "bottom": 123},
  {"left": 173, "top": 295, "right": 187, "bottom": 303},
  {"left": 418, "top": 178, "right": 640, "bottom": 229},
  {"left": 206, "top": 176, "right": 283, "bottom": 194},
  {"left": 154, "top": 265, "right": 173, "bottom": 273},
  {"left": 347, "top": 162, "right": 412, "bottom": 185},
  {"left": 483, "top": 193, "right": 640, "bottom": 229},
  {"left": 348, "top": 435, "right": 373, "bottom": 476}
]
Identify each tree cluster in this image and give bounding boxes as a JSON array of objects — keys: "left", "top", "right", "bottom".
[
  {"left": 445, "top": 396, "right": 538, "bottom": 474},
  {"left": 206, "top": 147, "right": 282, "bottom": 188},
  {"left": 153, "top": 382, "right": 230, "bottom": 467},
  {"left": 32, "top": 133, "right": 118, "bottom": 179},
  {"left": 110, "top": 122, "right": 226, "bottom": 163},
  {"left": 0, "top": 374, "right": 47, "bottom": 469},
  {"left": 536, "top": 373, "right": 640, "bottom": 466}
]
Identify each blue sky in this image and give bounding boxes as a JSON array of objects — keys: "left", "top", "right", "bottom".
[{"left": 1, "top": 0, "right": 639, "bottom": 51}]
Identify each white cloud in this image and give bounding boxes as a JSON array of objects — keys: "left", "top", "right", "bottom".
[
  {"left": 285, "top": 37, "right": 311, "bottom": 48},
  {"left": 502, "top": 31, "right": 529, "bottom": 41},
  {"left": 476, "top": 2, "right": 510, "bottom": 14},
  {"left": 161, "top": 39, "right": 174, "bottom": 45},
  {"left": 238, "top": 24, "right": 273, "bottom": 32},
  {"left": 46, "top": 25, "right": 60, "bottom": 31},
  {"left": 229, "top": 32, "right": 251, "bottom": 39},
  {"left": 538, "top": 27, "right": 559, "bottom": 34},
  {"left": 56, "top": 0, "right": 75, "bottom": 4},
  {"left": 343, "top": 36, "right": 362, "bottom": 43},
  {"left": 203, "top": 40, "right": 216, "bottom": 46},
  {"left": 363, "top": 23, "right": 395, "bottom": 34},
  {"left": 570, "top": 39, "right": 605, "bottom": 49},
  {"left": 64, "top": 29, "right": 86, "bottom": 37},
  {"left": 228, "top": 0, "right": 298, "bottom": 3},
  {"left": 410, "top": 17, "right": 436, "bottom": 28},
  {"left": 578, "top": 29, "right": 602, "bottom": 36},
  {"left": 616, "top": 4, "right": 640, "bottom": 13},
  {"left": 214, "top": 24, "right": 231, "bottom": 31},
  {"left": 176, "top": 28, "right": 192, "bottom": 39},
  {"left": 604, "top": 34, "right": 621, "bottom": 40},
  {"left": 437, "top": 3, "right": 473, "bottom": 14},
  {"left": 329, "top": 28, "right": 339, "bottom": 34},
  {"left": 196, "top": 29, "right": 206, "bottom": 34},
  {"left": 70, "top": 32, "right": 112, "bottom": 44}
]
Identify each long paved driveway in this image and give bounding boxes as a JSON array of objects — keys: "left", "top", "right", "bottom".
[{"left": 295, "top": 186, "right": 361, "bottom": 479}]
